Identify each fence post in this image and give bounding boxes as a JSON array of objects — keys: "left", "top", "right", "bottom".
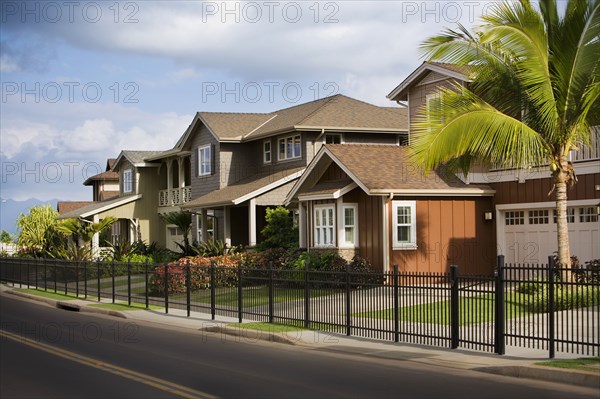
[
  {"left": 145, "top": 261, "right": 149, "bottom": 309},
  {"left": 548, "top": 255, "right": 556, "bottom": 359},
  {"left": 210, "top": 260, "right": 216, "bottom": 320},
  {"left": 97, "top": 259, "right": 101, "bottom": 302},
  {"left": 450, "top": 264, "right": 459, "bottom": 349},
  {"left": 393, "top": 264, "right": 399, "bottom": 343},
  {"left": 63, "top": 262, "right": 68, "bottom": 296},
  {"left": 43, "top": 258, "right": 47, "bottom": 291},
  {"left": 237, "top": 261, "right": 243, "bottom": 324},
  {"left": 26, "top": 258, "right": 30, "bottom": 288},
  {"left": 345, "top": 263, "right": 351, "bottom": 336},
  {"left": 111, "top": 260, "right": 115, "bottom": 303},
  {"left": 164, "top": 262, "right": 169, "bottom": 314},
  {"left": 84, "top": 261, "right": 88, "bottom": 299},
  {"left": 53, "top": 262, "right": 57, "bottom": 293},
  {"left": 304, "top": 262, "right": 310, "bottom": 329},
  {"left": 127, "top": 260, "right": 132, "bottom": 307},
  {"left": 34, "top": 258, "right": 38, "bottom": 289},
  {"left": 75, "top": 261, "right": 79, "bottom": 298},
  {"left": 495, "top": 255, "right": 506, "bottom": 355},
  {"left": 186, "top": 260, "right": 191, "bottom": 317},
  {"left": 268, "top": 261, "right": 274, "bottom": 324}
]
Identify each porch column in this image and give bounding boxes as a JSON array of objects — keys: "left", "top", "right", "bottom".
[
  {"left": 223, "top": 206, "right": 231, "bottom": 246},
  {"left": 249, "top": 199, "right": 257, "bottom": 247},
  {"left": 299, "top": 202, "right": 307, "bottom": 248},
  {"left": 166, "top": 160, "right": 173, "bottom": 189},
  {"left": 178, "top": 157, "right": 185, "bottom": 188},
  {"left": 201, "top": 209, "right": 208, "bottom": 243},
  {"left": 92, "top": 215, "right": 100, "bottom": 257}
]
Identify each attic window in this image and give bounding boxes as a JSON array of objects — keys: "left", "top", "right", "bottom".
[
  {"left": 123, "top": 169, "right": 133, "bottom": 193},
  {"left": 325, "top": 134, "right": 342, "bottom": 144},
  {"left": 278, "top": 135, "right": 301, "bottom": 160}
]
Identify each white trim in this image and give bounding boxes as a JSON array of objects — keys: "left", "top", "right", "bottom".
[
  {"left": 197, "top": 145, "right": 212, "bottom": 176},
  {"left": 123, "top": 169, "right": 133, "bottom": 193},
  {"left": 244, "top": 114, "right": 278, "bottom": 139},
  {"left": 79, "top": 195, "right": 142, "bottom": 218},
  {"left": 387, "top": 62, "right": 469, "bottom": 101},
  {"left": 299, "top": 202, "right": 307, "bottom": 248},
  {"left": 392, "top": 200, "right": 417, "bottom": 250},
  {"left": 234, "top": 169, "right": 305, "bottom": 205},
  {"left": 370, "top": 188, "right": 495, "bottom": 196},
  {"left": 495, "top": 199, "right": 599, "bottom": 211},
  {"left": 263, "top": 140, "right": 272, "bottom": 164},
  {"left": 382, "top": 197, "right": 390, "bottom": 271},
  {"left": 277, "top": 134, "right": 302, "bottom": 161},
  {"left": 249, "top": 199, "right": 257, "bottom": 247},
  {"left": 339, "top": 202, "right": 358, "bottom": 249},
  {"left": 298, "top": 182, "right": 358, "bottom": 201},
  {"left": 313, "top": 204, "right": 336, "bottom": 248},
  {"left": 462, "top": 160, "right": 600, "bottom": 184}
]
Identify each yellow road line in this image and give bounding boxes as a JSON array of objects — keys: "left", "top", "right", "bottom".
[{"left": 0, "top": 329, "right": 218, "bottom": 399}]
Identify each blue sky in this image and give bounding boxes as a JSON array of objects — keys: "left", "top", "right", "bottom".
[{"left": 1, "top": 0, "right": 497, "bottom": 202}]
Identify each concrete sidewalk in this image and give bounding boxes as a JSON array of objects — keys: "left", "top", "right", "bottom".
[{"left": 2, "top": 284, "right": 598, "bottom": 389}]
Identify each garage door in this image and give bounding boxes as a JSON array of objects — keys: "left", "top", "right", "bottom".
[{"left": 503, "top": 207, "right": 600, "bottom": 264}]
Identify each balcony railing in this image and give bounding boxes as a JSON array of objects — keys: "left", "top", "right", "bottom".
[
  {"left": 570, "top": 128, "right": 600, "bottom": 162},
  {"left": 159, "top": 186, "right": 192, "bottom": 207}
]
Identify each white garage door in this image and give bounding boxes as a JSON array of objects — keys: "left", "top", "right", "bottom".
[{"left": 503, "top": 207, "right": 600, "bottom": 264}]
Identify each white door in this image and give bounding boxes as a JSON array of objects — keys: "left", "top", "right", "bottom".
[{"left": 502, "top": 207, "right": 600, "bottom": 264}]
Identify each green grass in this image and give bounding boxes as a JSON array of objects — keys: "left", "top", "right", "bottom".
[
  {"left": 535, "top": 357, "right": 600, "bottom": 373},
  {"left": 232, "top": 322, "right": 305, "bottom": 333},
  {"left": 89, "top": 302, "right": 163, "bottom": 311},
  {"left": 355, "top": 293, "right": 532, "bottom": 326},
  {"left": 14, "top": 288, "right": 84, "bottom": 301}
]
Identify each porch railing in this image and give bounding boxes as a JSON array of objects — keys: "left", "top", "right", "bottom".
[{"left": 158, "top": 186, "right": 192, "bottom": 207}]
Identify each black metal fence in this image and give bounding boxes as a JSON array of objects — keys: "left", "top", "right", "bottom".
[{"left": 1, "top": 255, "right": 598, "bottom": 358}]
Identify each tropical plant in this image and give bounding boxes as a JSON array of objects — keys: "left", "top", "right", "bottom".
[
  {"left": 411, "top": 0, "right": 600, "bottom": 273},
  {"left": 193, "top": 239, "right": 234, "bottom": 257},
  {"left": 55, "top": 217, "right": 116, "bottom": 245},
  {"left": 258, "top": 206, "right": 298, "bottom": 251},
  {"left": 16, "top": 205, "right": 60, "bottom": 256},
  {"left": 0, "top": 230, "right": 12, "bottom": 244},
  {"left": 161, "top": 211, "right": 193, "bottom": 255}
]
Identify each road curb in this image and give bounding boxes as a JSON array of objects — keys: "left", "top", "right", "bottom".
[
  {"left": 201, "top": 325, "right": 303, "bottom": 345},
  {"left": 475, "top": 365, "right": 600, "bottom": 388}
]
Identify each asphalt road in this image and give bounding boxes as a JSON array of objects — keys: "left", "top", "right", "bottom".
[{"left": 0, "top": 295, "right": 597, "bottom": 399}]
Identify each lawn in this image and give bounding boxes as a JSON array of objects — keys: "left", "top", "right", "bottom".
[
  {"left": 355, "top": 292, "right": 532, "bottom": 326},
  {"left": 14, "top": 288, "right": 85, "bottom": 301},
  {"left": 535, "top": 357, "right": 600, "bottom": 373}
]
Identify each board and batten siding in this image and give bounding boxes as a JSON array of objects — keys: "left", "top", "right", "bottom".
[
  {"left": 190, "top": 125, "right": 221, "bottom": 199},
  {"left": 390, "top": 197, "right": 495, "bottom": 274}
]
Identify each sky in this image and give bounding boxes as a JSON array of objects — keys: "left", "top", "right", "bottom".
[{"left": 1, "top": 0, "right": 499, "bottom": 203}]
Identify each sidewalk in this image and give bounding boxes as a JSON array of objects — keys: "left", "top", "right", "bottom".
[{"left": 2, "top": 284, "right": 598, "bottom": 389}]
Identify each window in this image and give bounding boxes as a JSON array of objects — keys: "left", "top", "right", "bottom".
[
  {"left": 398, "top": 134, "right": 409, "bottom": 146},
  {"left": 426, "top": 93, "right": 441, "bottom": 120},
  {"left": 278, "top": 135, "right": 301, "bottom": 160},
  {"left": 553, "top": 208, "right": 575, "bottom": 224},
  {"left": 196, "top": 214, "right": 215, "bottom": 242},
  {"left": 528, "top": 210, "right": 549, "bottom": 225},
  {"left": 325, "top": 134, "right": 342, "bottom": 144},
  {"left": 341, "top": 204, "right": 357, "bottom": 247},
  {"left": 392, "top": 200, "right": 416, "bottom": 249},
  {"left": 123, "top": 169, "right": 133, "bottom": 193},
  {"left": 314, "top": 205, "right": 335, "bottom": 247},
  {"left": 579, "top": 207, "right": 598, "bottom": 223},
  {"left": 263, "top": 141, "right": 271, "bottom": 164},
  {"left": 198, "top": 145, "right": 212, "bottom": 176},
  {"left": 505, "top": 211, "right": 524, "bottom": 225}
]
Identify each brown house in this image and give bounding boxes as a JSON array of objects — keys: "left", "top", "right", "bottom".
[
  {"left": 387, "top": 62, "right": 600, "bottom": 266},
  {"left": 286, "top": 144, "right": 496, "bottom": 274}
]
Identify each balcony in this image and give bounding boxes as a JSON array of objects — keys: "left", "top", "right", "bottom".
[
  {"left": 159, "top": 186, "right": 192, "bottom": 207},
  {"left": 570, "top": 129, "right": 600, "bottom": 162}
]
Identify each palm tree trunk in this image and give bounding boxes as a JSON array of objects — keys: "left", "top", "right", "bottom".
[{"left": 554, "top": 165, "right": 572, "bottom": 281}]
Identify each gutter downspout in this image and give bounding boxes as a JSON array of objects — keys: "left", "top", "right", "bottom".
[{"left": 314, "top": 128, "right": 325, "bottom": 158}]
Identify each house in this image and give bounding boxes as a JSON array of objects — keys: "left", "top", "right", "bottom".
[
  {"left": 286, "top": 144, "right": 496, "bottom": 274},
  {"left": 58, "top": 150, "right": 164, "bottom": 252},
  {"left": 145, "top": 94, "right": 409, "bottom": 248},
  {"left": 389, "top": 62, "right": 599, "bottom": 266}
]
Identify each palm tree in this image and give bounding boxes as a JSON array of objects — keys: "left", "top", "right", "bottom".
[
  {"left": 160, "top": 211, "right": 193, "bottom": 254},
  {"left": 410, "top": 0, "right": 599, "bottom": 272}
]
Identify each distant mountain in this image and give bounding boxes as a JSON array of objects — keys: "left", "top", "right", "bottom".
[{"left": 0, "top": 198, "right": 59, "bottom": 236}]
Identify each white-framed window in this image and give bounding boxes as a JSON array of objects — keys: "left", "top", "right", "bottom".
[
  {"left": 278, "top": 135, "right": 301, "bottom": 161},
  {"left": 425, "top": 92, "right": 441, "bottom": 120},
  {"left": 314, "top": 205, "right": 335, "bottom": 247},
  {"left": 553, "top": 208, "right": 575, "bottom": 224},
  {"left": 198, "top": 145, "right": 212, "bottom": 176},
  {"left": 340, "top": 204, "right": 358, "bottom": 247},
  {"left": 263, "top": 140, "right": 271, "bottom": 164},
  {"left": 505, "top": 211, "right": 524, "bottom": 225},
  {"left": 392, "top": 200, "right": 417, "bottom": 249},
  {"left": 528, "top": 210, "right": 549, "bottom": 225},
  {"left": 196, "top": 214, "right": 215, "bottom": 242},
  {"left": 579, "top": 207, "right": 599, "bottom": 223},
  {"left": 325, "top": 134, "right": 342, "bottom": 144},
  {"left": 123, "top": 169, "right": 133, "bottom": 193}
]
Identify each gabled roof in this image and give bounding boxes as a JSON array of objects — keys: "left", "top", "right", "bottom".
[
  {"left": 387, "top": 62, "right": 471, "bottom": 102},
  {"left": 287, "top": 144, "right": 494, "bottom": 202},
  {"left": 182, "top": 167, "right": 304, "bottom": 209},
  {"left": 57, "top": 201, "right": 93, "bottom": 215},
  {"left": 172, "top": 94, "right": 408, "bottom": 149},
  {"left": 83, "top": 170, "right": 119, "bottom": 185},
  {"left": 112, "top": 150, "right": 164, "bottom": 170},
  {"left": 57, "top": 194, "right": 141, "bottom": 219}
]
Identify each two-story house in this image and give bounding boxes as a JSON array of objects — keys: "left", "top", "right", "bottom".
[
  {"left": 145, "top": 94, "right": 408, "bottom": 248},
  {"left": 58, "top": 150, "right": 164, "bottom": 251},
  {"left": 287, "top": 62, "right": 599, "bottom": 274}
]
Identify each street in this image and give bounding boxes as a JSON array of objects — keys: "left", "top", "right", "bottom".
[{"left": 0, "top": 295, "right": 597, "bottom": 399}]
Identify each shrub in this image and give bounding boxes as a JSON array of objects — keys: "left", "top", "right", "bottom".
[
  {"left": 526, "top": 286, "right": 600, "bottom": 313},
  {"left": 257, "top": 206, "right": 298, "bottom": 251},
  {"left": 516, "top": 279, "right": 545, "bottom": 295}
]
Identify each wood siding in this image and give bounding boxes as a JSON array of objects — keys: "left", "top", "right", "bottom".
[
  {"left": 345, "top": 189, "right": 384, "bottom": 272},
  {"left": 408, "top": 74, "right": 460, "bottom": 133},
  {"left": 190, "top": 125, "right": 221, "bottom": 198},
  {"left": 390, "top": 197, "right": 495, "bottom": 274},
  {"left": 491, "top": 174, "right": 600, "bottom": 204}
]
